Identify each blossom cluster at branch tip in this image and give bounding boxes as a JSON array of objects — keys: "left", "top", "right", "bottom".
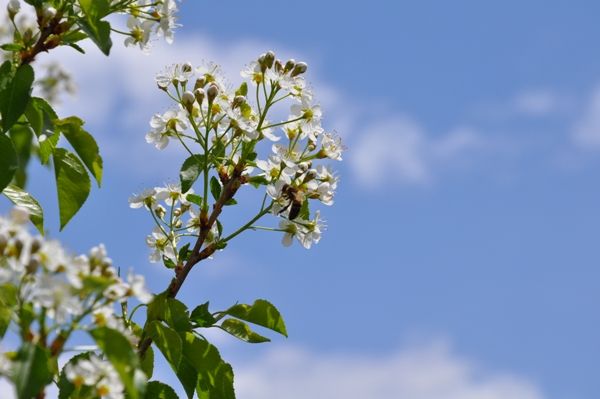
[
  {"left": 0, "top": 207, "right": 152, "bottom": 339},
  {"left": 122, "top": 0, "right": 180, "bottom": 51},
  {"left": 139, "top": 51, "right": 344, "bottom": 252}
]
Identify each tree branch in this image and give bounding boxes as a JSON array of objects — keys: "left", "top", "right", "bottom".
[{"left": 137, "top": 163, "right": 246, "bottom": 357}]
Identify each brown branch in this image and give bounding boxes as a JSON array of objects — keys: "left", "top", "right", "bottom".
[
  {"left": 19, "top": 14, "right": 71, "bottom": 65},
  {"left": 137, "top": 164, "right": 246, "bottom": 357}
]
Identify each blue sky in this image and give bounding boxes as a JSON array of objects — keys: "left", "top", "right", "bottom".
[{"left": 3, "top": 1, "right": 600, "bottom": 398}]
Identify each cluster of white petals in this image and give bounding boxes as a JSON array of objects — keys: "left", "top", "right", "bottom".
[
  {"left": 65, "top": 354, "right": 124, "bottom": 399},
  {"left": 140, "top": 51, "right": 343, "bottom": 254},
  {"left": 129, "top": 184, "right": 221, "bottom": 263},
  {"left": 0, "top": 208, "right": 152, "bottom": 330},
  {"left": 121, "top": 0, "right": 180, "bottom": 50}
]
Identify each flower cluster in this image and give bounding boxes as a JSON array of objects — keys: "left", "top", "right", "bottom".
[
  {"left": 135, "top": 51, "right": 343, "bottom": 260},
  {"left": 121, "top": 0, "right": 180, "bottom": 50},
  {"left": 0, "top": 207, "right": 151, "bottom": 336},
  {"left": 129, "top": 183, "right": 219, "bottom": 264},
  {"left": 65, "top": 354, "right": 124, "bottom": 399},
  {"left": 3, "top": 0, "right": 180, "bottom": 53}
]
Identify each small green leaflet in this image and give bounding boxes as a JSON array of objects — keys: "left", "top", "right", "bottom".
[
  {"left": 53, "top": 148, "right": 91, "bottom": 230},
  {"left": 0, "top": 64, "right": 34, "bottom": 132},
  {"left": 2, "top": 184, "right": 44, "bottom": 233},
  {"left": 0, "top": 134, "right": 18, "bottom": 192},
  {"left": 55, "top": 117, "right": 103, "bottom": 186}
]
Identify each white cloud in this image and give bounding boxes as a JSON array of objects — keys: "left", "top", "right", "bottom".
[
  {"left": 572, "top": 85, "right": 600, "bottom": 149},
  {"left": 0, "top": 342, "right": 547, "bottom": 399},
  {"left": 513, "top": 89, "right": 564, "bottom": 116},
  {"left": 233, "top": 343, "right": 544, "bottom": 399},
  {"left": 349, "top": 117, "right": 482, "bottom": 187}
]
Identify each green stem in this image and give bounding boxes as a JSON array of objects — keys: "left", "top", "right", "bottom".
[{"left": 223, "top": 204, "right": 273, "bottom": 242}]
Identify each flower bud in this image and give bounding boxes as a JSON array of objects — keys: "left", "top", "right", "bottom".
[
  {"left": 22, "top": 28, "right": 33, "bottom": 43},
  {"left": 174, "top": 208, "right": 182, "bottom": 217},
  {"left": 42, "top": 5, "right": 57, "bottom": 22},
  {"left": 181, "top": 90, "right": 196, "bottom": 112},
  {"left": 7, "top": 0, "right": 20, "bottom": 19},
  {"left": 154, "top": 205, "right": 166, "bottom": 219},
  {"left": 274, "top": 59, "right": 283, "bottom": 73},
  {"left": 264, "top": 50, "right": 275, "bottom": 68},
  {"left": 232, "top": 95, "right": 246, "bottom": 109},
  {"left": 182, "top": 62, "right": 193, "bottom": 74},
  {"left": 30, "top": 238, "right": 41, "bottom": 254},
  {"left": 194, "top": 77, "right": 206, "bottom": 90},
  {"left": 206, "top": 83, "right": 219, "bottom": 102},
  {"left": 291, "top": 62, "right": 308, "bottom": 77},
  {"left": 258, "top": 53, "right": 267, "bottom": 72},
  {"left": 284, "top": 59, "right": 296, "bottom": 73},
  {"left": 194, "top": 88, "right": 205, "bottom": 104},
  {"left": 0, "top": 234, "right": 7, "bottom": 253}
]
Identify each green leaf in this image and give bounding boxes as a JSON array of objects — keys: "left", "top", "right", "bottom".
[
  {"left": 179, "top": 154, "right": 205, "bottom": 193},
  {"left": 141, "top": 345, "right": 155, "bottom": 380},
  {"left": 178, "top": 243, "right": 192, "bottom": 263},
  {"left": 18, "top": 303, "right": 35, "bottom": 340},
  {"left": 248, "top": 175, "right": 269, "bottom": 188},
  {"left": 224, "top": 198, "right": 237, "bottom": 206},
  {"left": 3, "top": 185, "right": 44, "bottom": 233},
  {"left": 175, "top": 358, "right": 198, "bottom": 399},
  {"left": 62, "top": 30, "right": 88, "bottom": 44},
  {"left": 55, "top": 117, "right": 103, "bottom": 186},
  {"left": 0, "top": 308, "right": 10, "bottom": 338},
  {"left": 38, "top": 131, "right": 60, "bottom": 164},
  {"left": 0, "top": 133, "right": 18, "bottom": 192},
  {"left": 90, "top": 327, "right": 145, "bottom": 399},
  {"left": 165, "top": 298, "right": 191, "bottom": 332},
  {"left": 220, "top": 319, "right": 270, "bottom": 343},
  {"left": 0, "top": 64, "right": 34, "bottom": 132},
  {"left": 78, "top": 0, "right": 110, "bottom": 18},
  {"left": 147, "top": 321, "right": 182, "bottom": 369},
  {"left": 0, "top": 43, "right": 23, "bottom": 51},
  {"left": 186, "top": 193, "right": 203, "bottom": 206},
  {"left": 9, "top": 123, "right": 33, "bottom": 188},
  {"left": 179, "top": 334, "right": 235, "bottom": 399},
  {"left": 221, "top": 299, "right": 287, "bottom": 337},
  {"left": 180, "top": 155, "right": 204, "bottom": 193},
  {"left": 190, "top": 302, "right": 216, "bottom": 327},
  {"left": 0, "top": 284, "right": 16, "bottom": 338},
  {"left": 11, "top": 343, "right": 53, "bottom": 399},
  {"left": 210, "top": 176, "right": 221, "bottom": 200},
  {"left": 67, "top": 42, "right": 86, "bottom": 54},
  {"left": 197, "top": 361, "right": 235, "bottom": 399},
  {"left": 145, "top": 381, "right": 179, "bottom": 399},
  {"left": 0, "top": 61, "right": 12, "bottom": 92},
  {"left": 77, "top": 18, "right": 112, "bottom": 55},
  {"left": 235, "top": 82, "right": 248, "bottom": 97},
  {"left": 53, "top": 148, "right": 91, "bottom": 230},
  {"left": 24, "top": 97, "right": 57, "bottom": 137}
]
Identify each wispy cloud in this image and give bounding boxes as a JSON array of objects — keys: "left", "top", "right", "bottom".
[
  {"left": 512, "top": 89, "right": 567, "bottom": 117},
  {"left": 572, "top": 85, "right": 600, "bottom": 149},
  {"left": 232, "top": 343, "right": 544, "bottom": 399},
  {"left": 349, "top": 117, "right": 483, "bottom": 187}
]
